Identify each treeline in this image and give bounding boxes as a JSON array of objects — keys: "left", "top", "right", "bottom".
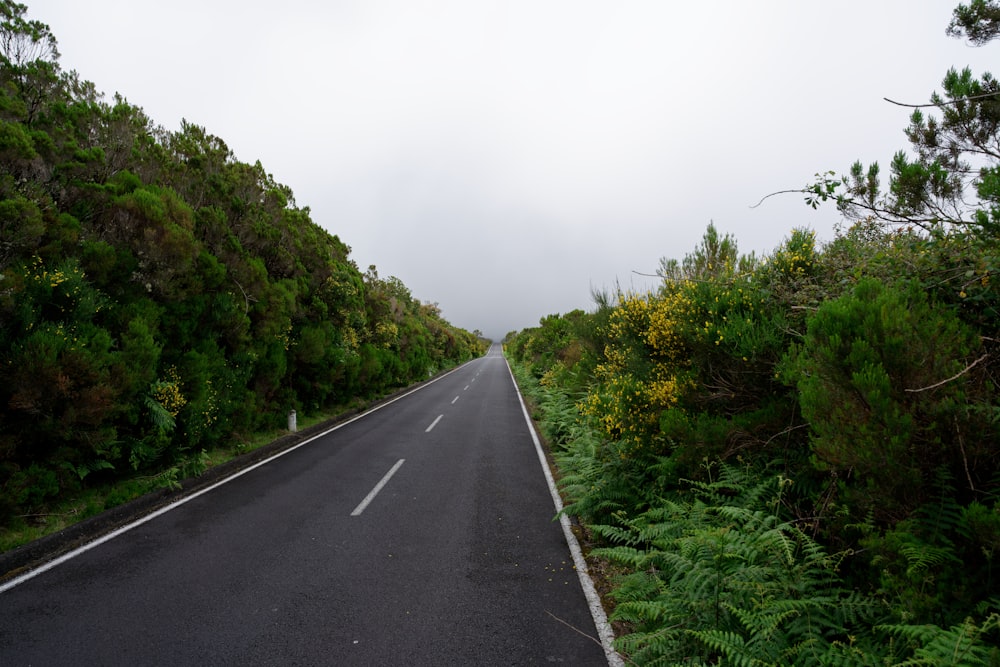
[
  {"left": 506, "top": 4, "right": 1000, "bottom": 664},
  {"left": 0, "top": 3, "right": 485, "bottom": 527}
]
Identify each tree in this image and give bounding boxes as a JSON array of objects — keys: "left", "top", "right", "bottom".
[
  {"left": 0, "top": 5, "right": 486, "bottom": 524},
  {"left": 786, "top": 278, "right": 986, "bottom": 519},
  {"left": 797, "top": 2, "right": 1000, "bottom": 233},
  {"left": 0, "top": 2, "right": 57, "bottom": 68},
  {"left": 948, "top": 0, "right": 1000, "bottom": 45},
  {"left": 658, "top": 222, "right": 740, "bottom": 282},
  {"left": 0, "top": 1, "right": 59, "bottom": 126}
]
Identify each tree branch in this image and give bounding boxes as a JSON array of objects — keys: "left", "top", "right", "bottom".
[
  {"left": 749, "top": 189, "right": 808, "bottom": 209},
  {"left": 763, "top": 422, "right": 809, "bottom": 447},
  {"left": 543, "top": 610, "right": 629, "bottom": 660},
  {"left": 232, "top": 278, "right": 257, "bottom": 315},
  {"left": 884, "top": 90, "right": 1000, "bottom": 108},
  {"left": 905, "top": 353, "right": 989, "bottom": 393},
  {"left": 955, "top": 415, "right": 975, "bottom": 492}
]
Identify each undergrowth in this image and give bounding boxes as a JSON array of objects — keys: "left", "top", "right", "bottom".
[
  {"left": 0, "top": 404, "right": 350, "bottom": 554},
  {"left": 507, "top": 355, "right": 1000, "bottom": 665}
]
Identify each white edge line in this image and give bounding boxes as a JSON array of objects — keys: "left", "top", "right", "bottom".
[
  {"left": 504, "top": 358, "right": 625, "bottom": 667},
  {"left": 425, "top": 414, "right": 444, "bottom": 432},
  {"left": 350, "top": 459, "right": 405, "bottom": 516},
  {"left": 0, "top": 363, "right": 471, "bottom": 595}
]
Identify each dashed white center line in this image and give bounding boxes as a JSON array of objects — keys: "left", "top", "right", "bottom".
[
  {"left": 350, "top": 459, "right": 405, "bottom": 516},
  {"left": 464, "top": 385, "right": 470, "bottom": 391},
  {"left": 425, "top": 414, "right": 444, "bottom": 432},
  {"left": 451, "top": 396, "right": 459, "bottom": 404}
]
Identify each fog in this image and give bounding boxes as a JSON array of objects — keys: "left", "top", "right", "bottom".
[{"left": 27, "top": 0, "right": 997, "bottom": 338}]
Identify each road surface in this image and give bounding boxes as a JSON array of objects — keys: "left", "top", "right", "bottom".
[{"left": 0, "top": 344, "right": 615, "bottom": 665}]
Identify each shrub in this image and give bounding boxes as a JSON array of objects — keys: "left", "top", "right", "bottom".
[{"left": 784, "top": 278, "right": 988, "bottom": 520}]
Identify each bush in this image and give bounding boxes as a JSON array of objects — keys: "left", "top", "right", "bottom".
[{"left": 784, "top": 278, "right": 988, "bottom": 520}]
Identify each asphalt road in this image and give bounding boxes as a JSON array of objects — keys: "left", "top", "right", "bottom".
[{"left": 0, "top": 344, "right": 614, "bottom": 665}]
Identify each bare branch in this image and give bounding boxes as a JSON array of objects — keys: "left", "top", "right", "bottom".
[
  {"left": 905, "top": 353, "right": 989, "bottom": 393},
  {"left": 763, "top": 423, "right": 809, "bottom": 447},
  {"left": 883, "top": 90, "right": 1000, "bottom": 108},
  {"left": 749, "top": 189, "right": 807, "bottom": 209},
  {"left": 543, "top": 611, "right": 604, "bottom": 649},
  {"left": 232, "top": 278, "right": 257, "bottom": 315},
  {"left": 955, "top": 415, "right": 975, "bottom": 492},
  {"left": 632, "top": 270, "right": 747, "bottom": 286}
]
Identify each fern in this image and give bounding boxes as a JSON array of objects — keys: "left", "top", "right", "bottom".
[
  {"left": 145, "top": 393, "right": 177, "bottom": 432},
  {"left": 687, "top": 629, "right": 766, "bottom": 667},
  {"left": 518, "top": 381, "right": 651, "bottom": 525},
  {"left": 919, "top": 468, "right": 967, "bottom": 541},
  {"left": 900, "top": 542, "right": 961, "bottom": 577},
  {"left": 595, "top": 466, "right": 887, "bottom": 665},
  {"left": 880, "top": 613, "right": 1000, "bottom": 666},
  {"left": 863, "top": 480, "right": 984, "bottom": 627},
  {"left": 510, "top": 356, "right": 1000, "bottom": 664},
  {"left": 61, "top": 458, "right": 115, "bottom": 481}
]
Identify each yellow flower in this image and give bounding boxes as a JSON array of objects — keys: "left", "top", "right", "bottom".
[{"left": 152, "top": 367, "right": 187, "bottom": 417}]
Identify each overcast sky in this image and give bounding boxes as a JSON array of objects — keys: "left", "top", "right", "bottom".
[{"left": 25, "top": 1, "right": 997, "bottom": 339}]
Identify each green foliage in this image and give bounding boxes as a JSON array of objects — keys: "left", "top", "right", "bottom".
[
  {"left": 0, "top": 9, "right": 486, "bottom": 528},
  {"left": 500, "top": 4, "right": 1000, "bottom": 661},
  {"left": 813, "top": 5, "right": 1000, "bottom": 239},
  {"left": 658, "top": 221, "right": 742, "bottom": 281},
  {"left": 505, "top": 308, "right": 600, "bottom": 397},
  {"left": 880, "top": 614, "right": 1000, "bottom": 666},
  {"left": 949, "top": 1, "right": 1000, "bottom": 44},
  {"left": 784, "top": 277, "right": 986, "bottom": 519},
  {"left": 592, "top": 466, "right": 886, "bottom": 665},
  {"left": 507, "top": 215, "right": 1000, "bottom": 661}
]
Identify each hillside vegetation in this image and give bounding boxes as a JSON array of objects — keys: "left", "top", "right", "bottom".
[
  {"left": 507, "top": 4, "right": 1000, "bottom": 664},
  {"left": 0, "top": 2, "right": 485, "bottom": 540}
]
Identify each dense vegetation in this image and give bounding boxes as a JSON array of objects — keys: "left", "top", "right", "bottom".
[
  {"left": 507, "top": 4, "right": 1000, "bottom": 664},
  {"left": 0, "top": 2, "right": 485, "bottom": 536}
]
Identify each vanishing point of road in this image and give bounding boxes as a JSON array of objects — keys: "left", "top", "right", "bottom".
[{"left": 0, "top": 344, "right": 620, "bottom": 665}]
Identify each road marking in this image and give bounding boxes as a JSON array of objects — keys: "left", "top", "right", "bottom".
[
  {"left": 0, "top": 361, "right": 475, "bottom": 594},
  {"left": 505, "top": 359, "right": 625, "bottom": 667},
  {"left": 350, "top": 459, "right": 405, "bottom": 516},
  {"left": 464, "top": 385, "right": 469, "bottom": 391},
  {"left": 451, "top": 396, "right": 459, "bottom": 404},
  {"left": 425, "top": 414, "right": 444, "bottom": 432}
]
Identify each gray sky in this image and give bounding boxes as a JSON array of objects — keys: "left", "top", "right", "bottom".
[{"left": 26, "top": 1, "right": 997, "bottom": 339}]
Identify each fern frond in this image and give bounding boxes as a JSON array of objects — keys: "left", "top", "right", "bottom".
[
  {"left": 591, "top": 544, "right": 651, "bottom": 570},
  {"left": 590, "top": 523, "right": 645, "bottom": 548},
  {"left": 144, "top": 394, "right": 176, "bottom": 432},
  {"left": 900, "top": 542, "right": 961, "bottom": 577},
  {"left": 880, "top": 614, "right": 1000, "bottom": 666},
  {"left": 690, "top": 629, "right": 753, "bottom": 663},
  {"left": 728, "top": 601, "right": 801, "bottom": 641}
]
